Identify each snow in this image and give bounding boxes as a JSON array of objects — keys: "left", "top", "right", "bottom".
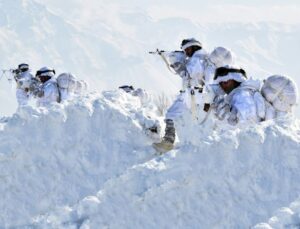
[
  {"left": 254, "top": 199, "right": 300, "bottom": 228},
  {"left": 1, "top": 1, "right": 300, "bottom": 228},
  {"left": 0, "top": 91, "right": 161, "bottom": 228},
  {"left": 0, "top": 90, "right": 299, "bottom": 228}
]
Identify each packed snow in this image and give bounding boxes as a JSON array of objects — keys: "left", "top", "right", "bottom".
[
  {"left": 0, "top": 91, "right": 161, "bottom": 228},
  {"left": 0, "top": 90, "right": 299, "bottom": 228},
  {"left": 254, "top": 199, "right": 300, "bottom": 228}
]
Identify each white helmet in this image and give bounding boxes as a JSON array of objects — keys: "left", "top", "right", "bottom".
[
  {"left": 36, "top": 67, "right": 55, "bottom": 78},
  {"left": 18, "top": 63, "right": 29, "bottom": 72},
  {"left": 181, "top": 38, "right": 202, "bottom": 50},
  {"left": 214, "top": 65, "right": 247, "bottom": 84},
  {"left": 209, "top": 47, "right": 233, "bottom": 68}
]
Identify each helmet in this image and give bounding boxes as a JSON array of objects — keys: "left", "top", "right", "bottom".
[
  {"left": 18, "top": 63, "right": 29, "bottom": 72},
  {"left": 119, "top": 85, "right": 134, "bottom": 93},
  {"left": 209, "top": 47, "right": 233, "bottom": 68},
  {"left": 36, "top": 67, "right": 55, "bottom": 78},
  {"left": 214, "top": 65, "right": 247, "bottom": 84},
  {"left": 181, "top": 38, "right": 202, "bottom": 50}
]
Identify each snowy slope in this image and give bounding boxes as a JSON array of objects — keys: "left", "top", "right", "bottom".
[
  {"left": 29, "top": 117, "right": 300, "bottom": 229},
  {"left": 0, "top": 92, "right": 298, "bottom": 228},
  {"left": 0, "top": 91, "right": 162, "bottom": 228}
]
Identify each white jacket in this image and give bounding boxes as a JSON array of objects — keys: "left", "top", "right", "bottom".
[
  {"left": 15, "top": 71, "right": 36, "bottom": 106},
  {"left": 36, "top": 78, "right": 60, "bottom": 107},
  {"left": 215, "top": 79, "right": 266, "bottom": 125},
  {"left": 16, "top": 71, "right": 34, "bottom": 90},
  {"left": 180, "top": 49, "right": 208, "bottom": 89},
  {"left": 16, "top": 88, "right": 29, "bottom": 106}
]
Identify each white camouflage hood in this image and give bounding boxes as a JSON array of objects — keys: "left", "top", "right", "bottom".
[{"left": 214, "top": 72, "right": 247, "bottom": 84}]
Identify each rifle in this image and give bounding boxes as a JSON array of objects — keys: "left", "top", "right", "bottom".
[
  {"left": 0, "top": 69, "right": 16, "bottom": 82},
  {"left": 149, "top": 49, "right": 185, "bottom": 75}
]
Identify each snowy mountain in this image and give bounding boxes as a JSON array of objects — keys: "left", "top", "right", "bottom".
[
  {"left": 0, "top": 91, "right": 300, "bottom": 228},
  {"left": 0, "top": 0, "right": 300, "bottom": 116}
]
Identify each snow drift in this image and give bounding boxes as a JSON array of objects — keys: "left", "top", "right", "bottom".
[
  {"left": 31, "top": 117, "right": 300, "bottom": 229},
  {"left": 254, "top": 198, "right": 300, "bottom": 228},
  {"left": 1, "top": 91, "right": 299, "bottom": 228},
  {"left": 0, "top": 91, "right": 160, "bottom": 228}
]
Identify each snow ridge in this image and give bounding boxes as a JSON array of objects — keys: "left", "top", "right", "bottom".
[
  {"left": 0, "top": 91, "right": 158, "bottom": 228},
  {"left": 1, "top": 91, "right": 300, "bottom": 228},
  {"left": 30, "top": 112, "right": 300, "bottom": 228},
  {"left": 254, "top": 198, "right": 300, "bottom": 228}
]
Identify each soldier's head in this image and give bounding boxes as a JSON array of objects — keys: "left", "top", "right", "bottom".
[
  {"left": 36, "top": 67, "right": 55, "bottom": 83},
  {"left": 18, "top": 63, "right": 29, "bottom": 73},
  {"left": 119, "top": 85, "right": 134, "bottom": 93},
  {"left": 181, "top": 38, "right": 202, "bottom": 57},
  {"left": 214, "top": 66, "right": 247, "bottom": 94}
]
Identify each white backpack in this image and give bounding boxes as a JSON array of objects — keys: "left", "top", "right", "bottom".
[
  {"left": 261, "top": 75, "right": 298, "bottom": 113},
  {"left": 74, "top": 80, "right": 88, "bottom": 94},
  {"left": 56, "top": 73, "right": 77, "bottom": 102}
]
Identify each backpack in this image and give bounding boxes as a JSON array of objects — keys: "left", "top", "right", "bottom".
[
  {"left": 261, "top": 75, "right": 298, "bottom": 113},
  {"left": 56, "top": 73, "right": 77, "bottom": 102}
]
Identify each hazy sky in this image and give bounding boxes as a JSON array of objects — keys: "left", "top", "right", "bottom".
[{"left": 39, "top": 0, "right": 300, "bottom": 25}]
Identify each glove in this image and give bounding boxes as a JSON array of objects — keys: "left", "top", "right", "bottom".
[
  {"left": 227, "top": 107, "right": 239, "bottom": 125},
  {"left": 215, "top": 99, "right": 230, "bottom": 120},
  {"left": 170, "top": 62, "right": 186, "bottom": 74},
  {"left": 31, "top": 85, "right": 44, "bottom": 98}
]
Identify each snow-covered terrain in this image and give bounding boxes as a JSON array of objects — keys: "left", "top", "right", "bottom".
[
  {"left": 0, "top": 90, "right": 299, "bottom": 228},
  {"left": 1, "top": 0, "right": 300, "bottom": 228},
  {"left": 254, "top": 198, "right": 300, "bottom": 228},
  {"left": 0, "top": 91, "right": 161, "bottom": 228}
]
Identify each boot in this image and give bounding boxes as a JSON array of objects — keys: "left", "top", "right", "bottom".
[{"left": 153, "top": 119, "right": 175, "bottom": 153}]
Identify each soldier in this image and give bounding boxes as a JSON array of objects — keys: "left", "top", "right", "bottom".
[
  {"left": 13, "top": 63, "right": 35, "bottom": 106},
  {"left": 34, "top": 67, "right": 59, "bottom": 107}
]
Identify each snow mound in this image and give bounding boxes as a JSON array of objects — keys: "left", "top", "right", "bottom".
[
  {"left": 0, "top": 90, "right": 161, "bottom": 228},
  {"left": 254, "top": 199, "right": 300, "bottom": 229},
  {"left": 29, "top": 114, "right": 300, "bottom": 228}
]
